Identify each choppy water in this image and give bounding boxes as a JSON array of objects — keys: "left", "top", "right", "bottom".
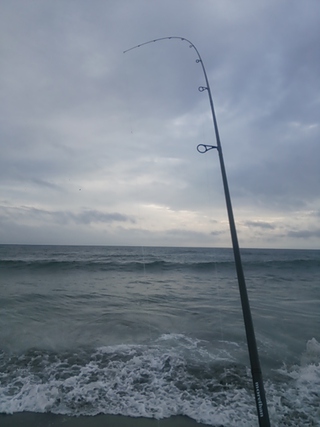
[{"left": 0, "top": 245, "right": 319, "bottom": 426}]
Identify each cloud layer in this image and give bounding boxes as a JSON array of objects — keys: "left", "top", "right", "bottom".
[{"left": 1, "top": 0, "right": 320, "bottom": 248}]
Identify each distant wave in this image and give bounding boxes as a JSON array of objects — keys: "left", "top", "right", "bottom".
[
  {"left": 0, "top": 259, "right": 234, "bottom": 273},
  {"left": 1, "top": 257, "right": 319, "bottom": 274}
]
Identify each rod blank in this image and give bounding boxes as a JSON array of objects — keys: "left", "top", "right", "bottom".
[{"left": 124, "top": 37, "right": 271, "bottom": 426}]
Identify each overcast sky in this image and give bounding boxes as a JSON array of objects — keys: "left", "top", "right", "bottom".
[{"left": 1, "top": 0, "right": 320, "bottom": 249}]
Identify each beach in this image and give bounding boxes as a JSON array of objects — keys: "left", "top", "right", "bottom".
[{"left": 1, "top": 413, "right": 209, "bottom": 427}]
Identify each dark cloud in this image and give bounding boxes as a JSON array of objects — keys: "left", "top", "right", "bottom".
[
  {"left": 0, "top": 205, "right": 135, "bottom": 226},
  {"left": 74, "top": 210, "right": 135, "bottom": 225},
  {"left": 244, "top": 221, "right": 275, "bottom": 230},
  {"left": 287, "top": 229, "right": 320, "bottom": 240}
]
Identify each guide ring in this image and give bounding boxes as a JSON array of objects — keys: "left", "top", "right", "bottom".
[{"left": 197, "top": 144, "right": 218, "bottom": 153}]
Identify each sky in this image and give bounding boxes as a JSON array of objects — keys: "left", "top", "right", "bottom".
[{"left": 1, "top": 0, "right": 320, "bottom": 249}]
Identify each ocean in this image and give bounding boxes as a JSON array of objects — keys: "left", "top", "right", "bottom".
[{"left": 0, "top": 244, "right": 319, "bottom": 426}]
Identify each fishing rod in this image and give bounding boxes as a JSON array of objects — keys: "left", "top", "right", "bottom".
[{"left": 124, "top": 36, "right": 270, "bottom": 426}]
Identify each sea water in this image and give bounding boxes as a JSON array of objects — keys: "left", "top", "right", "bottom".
[{"left": 0, "top": 245, "right": 319, "bottom": 426}]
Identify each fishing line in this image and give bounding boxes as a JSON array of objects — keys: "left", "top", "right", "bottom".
[
  {"left": 139, "top": 244, "right": 162, "bottom": 427},
  {"left": 200, "top": 119, "right": 227, "bottom": 354},
  {"left": 125, "top": 67, "right": 159, "bottom": 350},
  {"left": 214, "top": 261, "right": 225, "bottom": 345},
  {"left": 124, "top": 36, "right": 271, "bottom": 426},
  {"left": 139, "top": 244, "right": 154, "bottom": 341}
]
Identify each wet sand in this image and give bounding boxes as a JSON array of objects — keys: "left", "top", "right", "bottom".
[{"left": 0, "top": 413, "right": 211, "bottom": 427}]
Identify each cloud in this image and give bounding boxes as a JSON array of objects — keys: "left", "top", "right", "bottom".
[
  {"left": 0, "top": 0, "right": 319, "bottom": 248},
  {"left": 286, "top": 229, "right": 320, "bottom": 240},
  {"left": 244, "top": 221, "right": 275, "bottom": 230},
  {"left": 74, "top": 210, "right": 135, "bottom": 225},
  {"left": 0, "top": 205, "right": 135, "bottom": 226}
]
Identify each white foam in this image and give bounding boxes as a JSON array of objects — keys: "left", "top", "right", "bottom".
[
  {"left": 270, "top": 338, "right": 320, "bottom": 426},
  {"left": 1, "top": 336, "right": 319, "bottom": 426},
  {"left": 302, "top": 337, "right": 320, "bottom": 365},
  {"left": 0, "top": 336, "right": 255, "bottom": 426}
]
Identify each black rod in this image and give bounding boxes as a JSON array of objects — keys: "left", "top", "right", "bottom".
[{"left": 124, "top": 37, "right": 271, "bottom": 426}]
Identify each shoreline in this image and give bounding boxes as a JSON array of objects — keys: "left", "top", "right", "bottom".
[{"left": 0, "top": 412, "right": 211, "bottom": 427}]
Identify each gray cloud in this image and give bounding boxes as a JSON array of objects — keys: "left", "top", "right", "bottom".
[
  {"left": 0, "top": 205, "right": 135, "bottom": 226},
  {"left": 244, "top": 221, "right": 275, "bottom": 230},
  {"left": 1, "top": 0, "right": 319, "bottom": 248},
  {"left": 74, "top": 210, "right": 135, "bottom": 225},
  {"left": 287, "top": 229, "right": 320, "bottom": 240}
]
